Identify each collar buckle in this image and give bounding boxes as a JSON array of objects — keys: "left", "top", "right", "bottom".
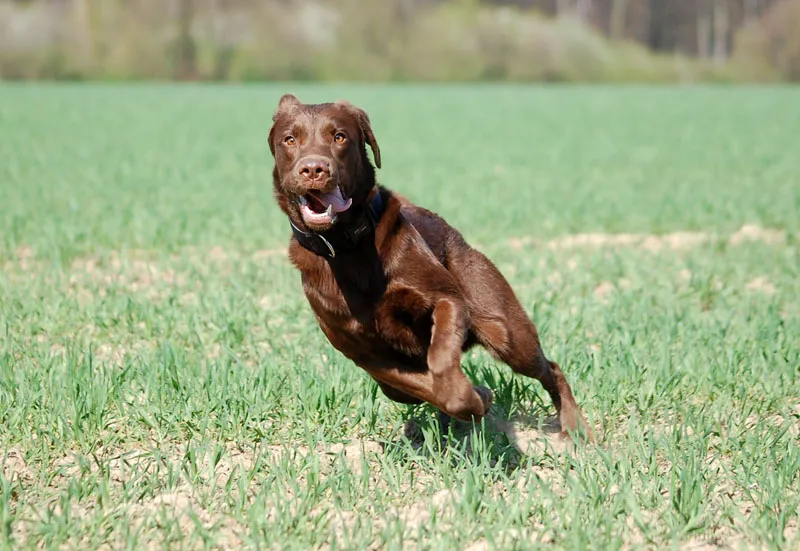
[{"left": 318, "top": 234, "right": 336, "bottom": 258}]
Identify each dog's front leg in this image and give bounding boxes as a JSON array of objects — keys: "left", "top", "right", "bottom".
[
  {"left": 427, "top": 298, "right": 492, "bottom": 421},
  {"left": 364, "top": 298, "right": 491, "bottom": 422}
]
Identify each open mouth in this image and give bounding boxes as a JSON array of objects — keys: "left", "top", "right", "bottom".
[{"left": 298, "top": 186, "right": 353, "bottom": 226}]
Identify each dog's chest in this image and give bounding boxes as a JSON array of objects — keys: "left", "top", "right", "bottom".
[{"left": 305, "top": 277, "right": 433, "bottom": 360}]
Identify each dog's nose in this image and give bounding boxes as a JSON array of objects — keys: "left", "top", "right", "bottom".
[{"left": 298, "top": 157, "right": 330, "bottom": 183}]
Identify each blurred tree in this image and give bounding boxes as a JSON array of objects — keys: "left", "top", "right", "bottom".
[
  {"left": 0, "top": 0, "right": 797, "bottom": 81},
  {"left": 713, "top": 0, "right": 730, "bottom": 64},
  {"left": 173, "top": 0, "right": 197, "bottom": 79},
  {"left": 698, "top": 0, "right": 712, "bottom": 58},
  {"left": 556, "top": 0, "right": 592, "bottom": 21},
  {"left": 609, "top": 0, "right": 628, "bottom": 39}
]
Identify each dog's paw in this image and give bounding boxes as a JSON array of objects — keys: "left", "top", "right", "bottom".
[
  {"left": 474, "top": 385, "right": 493, "bottom": 416},
  {"left": 559, "top": 406, "right": 596, "bottom": 444}
]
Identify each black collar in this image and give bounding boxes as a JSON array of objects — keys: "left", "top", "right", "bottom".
[{"left": 290, "top": 189, "right": 384, "bottom": 259}]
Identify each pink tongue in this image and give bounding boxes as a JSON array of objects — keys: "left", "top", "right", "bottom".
[{"left": 318, "top": 188, "right": 352, "bottom": 213}]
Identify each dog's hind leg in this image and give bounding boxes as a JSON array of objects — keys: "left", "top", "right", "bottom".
[
  {"left": 479, "top": 316, "right": 594, "bottom": 443},
  {"left": 454, "top": 249, "right": 594, "bottom": 442}
]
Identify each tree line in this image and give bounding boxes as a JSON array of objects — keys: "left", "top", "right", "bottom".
[
  {"left": 493, "top": 0, "right": 778, "bottom": 63},
  {"left": 0, "top": 0, "right": 797, "bottom": 81}
]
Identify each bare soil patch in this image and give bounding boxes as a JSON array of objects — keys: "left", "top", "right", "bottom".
[
  {"left": 745, "top": 276, "right": 776, "bottom": 295},
  {"left": 507, "top": 224, "right": 789, "bottom": 252}
]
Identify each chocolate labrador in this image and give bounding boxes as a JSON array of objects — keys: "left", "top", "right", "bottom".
[{"left": 268, "top": 94, "right": 593, "bottom": 441}]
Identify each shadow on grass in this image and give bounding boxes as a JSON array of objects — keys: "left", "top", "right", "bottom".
[{"left": 378, "top": 404, "right": 574, "bottom": 474}]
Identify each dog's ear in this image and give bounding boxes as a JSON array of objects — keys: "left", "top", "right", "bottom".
[
  {"left": 274, "top": 94, "right": 301, "bottom": 121},
  {"left": 336, "top": 100, "right": 381, "bottom": 169},
  {"left": 359, "top": 109, "right": 382, "bottom": 169},
  {"left": 269, "top": 94, "right": 301, "bottom": 157},
  {"left": 268, "top": 124, "right": 276, "bottom": 157}
]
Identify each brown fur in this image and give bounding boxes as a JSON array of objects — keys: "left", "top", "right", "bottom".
[{"left": 268, "top": 94, "right": 593, "bottom": 441}]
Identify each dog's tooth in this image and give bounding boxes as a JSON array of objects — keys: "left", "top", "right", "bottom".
[
  {"left": 298, "top": 196, "right": 308, "bottom": 206},
  {"left": 326, "top": 204, "right": 333, "bottom": 217}
]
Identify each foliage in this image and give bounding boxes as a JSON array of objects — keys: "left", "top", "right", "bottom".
[
  {"left": 0, "top": 0, "right": 733, "bottom": 82},
  {"left": 732, "top": 0, "right": 800, "bottom": 81}
]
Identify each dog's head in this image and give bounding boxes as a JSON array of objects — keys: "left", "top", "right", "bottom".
[{"left": 268, "top": 94, "right": 381, "bottom": 232}]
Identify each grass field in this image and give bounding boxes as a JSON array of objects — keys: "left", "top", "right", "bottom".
[{"left": 1, "top": 83, "right": 799, "bottom": 550}]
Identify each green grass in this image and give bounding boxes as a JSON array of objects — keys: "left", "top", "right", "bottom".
[{"left": 1, "top": 83, "right": 799, "bottom": 550}]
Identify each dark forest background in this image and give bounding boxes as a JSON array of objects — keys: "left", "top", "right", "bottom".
[{"left": 1, "top": 0, "right": 798, "bottom": 81}]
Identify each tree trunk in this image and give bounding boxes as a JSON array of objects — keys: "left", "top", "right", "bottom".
[
  {"left": 609, "top": 0, "right": 628, "bottom": 39},
  {"left": 744, "top": 0, "right": 760, "bottom": 22},
  {"left": 712, "top": 0, "right": 729, "bottom": 65},
  {"left": 575, "top": 0, "right": 591, "bottom": 22},
  {"left": 641, "top": 0, "right": 653, "bottom": 49},
  {"left": 556, "top": 0, "right": 591, "bottom": 21},
  {"left": 72, "top": 0, "right": 93, "bottom": 70},
  {"left": 647, "top": 0, "right": 667, "bottom": 51},
  {"left": 209, "top": 0, "right": 231, "bottom": 81},
  {"left": 697, "top": 0, "right": 711, "bottom": 59},
  {"left": 174, "top": 0, "right": 197, "bottom": 80}
]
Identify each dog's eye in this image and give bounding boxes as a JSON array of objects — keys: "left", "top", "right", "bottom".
[
  {"left": 334, "top": 132, "right": 346, "bottom": 144},
  {"left": 284, "top": 136, "right": 296, "bottom": 146}
]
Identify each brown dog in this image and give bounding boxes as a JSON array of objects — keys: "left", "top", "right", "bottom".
[{"left": 268, "top": 94, "right": 593, "bottom": 441}]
